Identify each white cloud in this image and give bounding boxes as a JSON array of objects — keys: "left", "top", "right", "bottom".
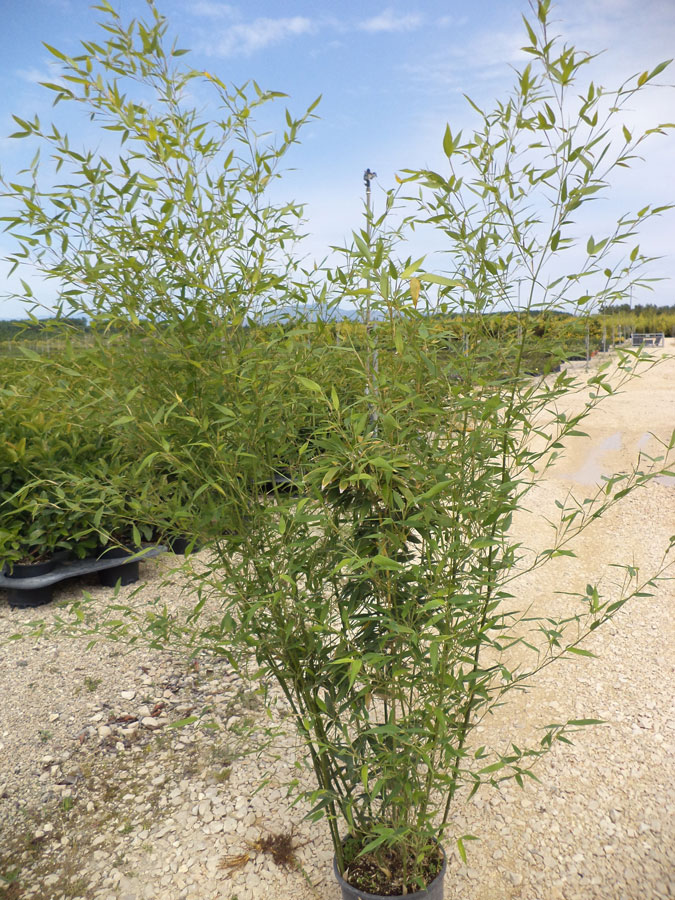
[
  {"left": 436, "top": 15, "right": 468, "bottom": 29},
  {"left": 402, "top": 25, "right": 527, "bottom": 98},
  {"left": 191, "top": 2, "right": 236, "bottom": 19},
  {"left": 43, "top": 0, "right": 73, "bottom": 11},
  {"left": 554, "top": 0, "right": 675, "bottom": 92},
  {"left": 207, "top": 16, "right": 316, "bottom": 57},
  {"left": 16, "top": 56, "right": 66, "bottom": 88},
  {"left": 359, "top": 9, "right": 423, "bottom": 34},
  {"left": 16, "top": 67, "right": 52, "bottom": 85}
]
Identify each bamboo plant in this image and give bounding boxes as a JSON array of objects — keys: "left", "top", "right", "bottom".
[{"left": 2, "top": 1, "right": 674, "bottom": 895}]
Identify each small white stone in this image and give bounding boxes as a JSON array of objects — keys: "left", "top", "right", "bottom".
[
  {"left": 246, "top": 873, "right": 261, "bottom": 890},
  {"left": 121, "top": 690, "right": 137, "bottom": 701},
  {"left": 141, "top": 717, "right": 162, "bottom": 730}
]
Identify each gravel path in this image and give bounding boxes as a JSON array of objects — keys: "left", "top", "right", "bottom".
[{"left": 1, "top": 343, "right": 674, "bottom": 900}]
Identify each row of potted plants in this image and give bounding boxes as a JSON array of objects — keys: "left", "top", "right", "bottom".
[
  {"left": 0, "top": 358, "right": 203, "bottom": 574},
  {"left": 0, "top": 329, "right": 351, "bottom": 577}
]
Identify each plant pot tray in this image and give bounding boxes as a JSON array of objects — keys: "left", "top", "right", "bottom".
[{"left": 0, "top": 545, "right": 166, "bottom": 609}]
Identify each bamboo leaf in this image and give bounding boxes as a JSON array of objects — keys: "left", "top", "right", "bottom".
[
  {"left": 410, "top": 277, "right": 421, "bottom": 306},
  {"left": 296, "top": 375, "right": 323, "bottom": 393},
  {"left": 419, "top": 273, "right": 464, "bottom": 288},
  {"left": 400, "top": 257, "right": 425, "bottom": 279}
]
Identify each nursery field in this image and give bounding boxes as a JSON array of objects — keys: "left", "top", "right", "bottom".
[
  {"left": 0, "top": 312, "right": 612, "bottom": 579},
  {"left": 0, "top": 343, "right": 673, "bottom": 900}
]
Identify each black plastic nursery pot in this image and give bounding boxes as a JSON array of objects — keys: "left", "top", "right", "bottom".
[
  {"left": 96, "top": 545, "right": 142, "bottom": 587},
  {"left": 0, "top": 558, "right": 57, "bottom": 606},
  {"left": 4, "top": 558, "right": 56, "bottom": 579},
  {"left": 334, "top": 846, "right": 447, "bottom": 900},
  {"left": 260, "top": 470, "right": 303, "bottom": 498},
  {"left": 0, "top": 546, "right": 165, "bottom": 607},
  {"left": 97, "top": 544, "right": 140, "bottom": 560},
  {"left": 4, "top": 583, "right": 54, "bottom": 608},
  {"left": 166, "top": 535, "right": 201, "bottom": 555},
  {"left": 8, "top": 590, "right": 53, "bottom": 609},
  {"left": 97, "top": 559, "right": 139, "bottom": 587}
]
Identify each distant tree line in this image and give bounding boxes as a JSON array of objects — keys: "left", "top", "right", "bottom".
[
  {"left": 0, "top": 318, "right": 89, "bottom": 341},
  {"left": 601, "top": 303, "right": 675, "bottom": 315}
]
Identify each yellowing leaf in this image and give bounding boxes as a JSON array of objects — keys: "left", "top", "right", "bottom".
[
  {"left": 410, "top": 277, "right": 421, "bottom": 307},
  {"left": 321, "top": 466, "right": 340, "bottom": 489}
]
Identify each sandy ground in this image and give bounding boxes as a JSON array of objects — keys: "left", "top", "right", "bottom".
[{"left": 0, "top": 341, "right": 673, "bottom": 900}]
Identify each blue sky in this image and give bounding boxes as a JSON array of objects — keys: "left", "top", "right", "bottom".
[{"left": 1, "top": 0, "right": 674, "bottom": 317}]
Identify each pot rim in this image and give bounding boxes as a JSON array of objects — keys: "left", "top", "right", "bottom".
[{"left": 3, "top": 557, "right": 57, "bottom": 578}]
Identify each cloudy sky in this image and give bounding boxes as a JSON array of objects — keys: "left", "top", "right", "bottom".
[{"left": 1, "top": 0, "right": 674, "bottom": 317}]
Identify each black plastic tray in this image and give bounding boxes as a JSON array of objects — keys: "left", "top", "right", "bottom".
[{"left": 0, "top": 545, "right": 165, "bottom": 609}]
